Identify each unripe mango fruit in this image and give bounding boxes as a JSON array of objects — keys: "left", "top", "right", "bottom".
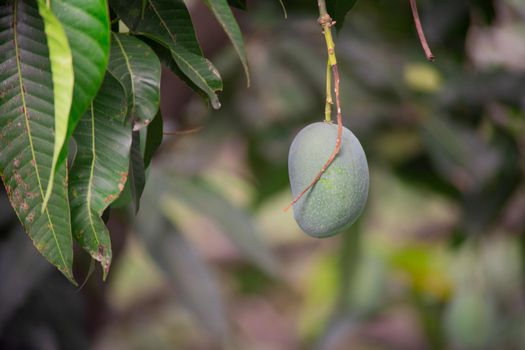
[{"left": 288, "top": 122, "right": 369, "bottom": 238}]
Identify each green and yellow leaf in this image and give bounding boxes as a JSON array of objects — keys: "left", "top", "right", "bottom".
[
  {"left": 37, "top": 0, "right": 74, "bottom": 210},
  {"left": 44, "top": 0, "right": 110, "bottom": 204}
]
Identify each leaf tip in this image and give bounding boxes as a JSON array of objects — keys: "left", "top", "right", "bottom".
[
  {"left": 211, "top": 98, "right": 221, "bottom": 110},
  {"left": 102, "top": 264, "right": 111, "bottom": 281},
  {"left": 95, "top": 245, "right": 112, "bottom": 281},
  {"left": 63, "top": 268, "right": 78, "bottom": 286},
  {"left": 278, "top": 0, "right": 287, "bottom": 19},
  {"left": 244, "top": 67, "right": 251, "bottom": 88}
]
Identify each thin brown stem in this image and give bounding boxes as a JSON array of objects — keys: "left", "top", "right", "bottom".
[
  {"left": 163, "top": 126, "right": 203, "bottom": 136},
  {"left": 409, "top": 0, "right": 434, "bottom": 61}
]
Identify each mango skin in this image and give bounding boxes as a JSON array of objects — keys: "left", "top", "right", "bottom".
[{"left": 288, "top": 122, "right": 369, "bottom": 238}]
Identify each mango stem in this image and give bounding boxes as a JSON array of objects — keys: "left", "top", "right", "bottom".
[
  {"left": 284, "top": 1, "right": 343, "bottom": 212},
  {"left": 324, "top": 60, "right": 332, "bottom": 122}
]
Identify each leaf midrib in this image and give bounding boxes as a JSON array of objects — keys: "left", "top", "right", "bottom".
[
  {"left": 145, "top": 1, "right": 213, "bottom": 91},
  {"left": 129, "top": 1, "right": 220, "bottom": 98},
  {"left": 143, "top": 0, "right": 214, "bottom": 91},
  {"left": 204, "top": 0, "right": 249, "bottom": 85},
  {"left": 148, "top": 0, "right": 176, "bottom": 43},
  {"left": 113, "top": 33, "right": 136, "bottom": 119},
  {"left": 86, "top": 103, "right": 102, "bottom": 247},
  {"left": 13, "top": 0, "right": 68, "bottom": 271}
]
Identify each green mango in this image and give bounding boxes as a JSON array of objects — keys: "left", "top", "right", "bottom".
[{"left": 288, "top": 122, "right": 369, "bottom": 237}]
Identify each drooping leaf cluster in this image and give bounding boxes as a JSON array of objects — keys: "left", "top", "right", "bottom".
[{"left": 0, "top": 0, "right": 250, "bottom": 283}]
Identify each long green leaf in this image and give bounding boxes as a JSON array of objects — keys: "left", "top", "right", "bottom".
[
  {"left": 146, "top": 39, "right": 210, "bottom": 102},
  {"left": 0, "top": 0, "right": 74, "bottom": 283},
  {"left": 37, "top": 0, "right": 74, "bottom": 211},
  {"left": 69, "top": 73, "right": 132, "bottom": 279},
  {"left": 110, "top": 0, "right": 223, "bottom": 109},
  {"left": 108, "top": 33, "right": 161, "bottom": 131},
  {"left": 44, "top": 0, "right": 110, "bottom": 205},
  {"left": 110, "top": 110, "right": 161, "bottom": 209},
  {"left": 202, "top": 0, "right": 250, "bottom": 86},
  {"left": 103, "top": 131, "right": 142, "bottom": 214},
  {"left": 143, "top": 110, "right": 163, "bottom": 168},
  {"left": 129, "top": 131, "right": 146, "bottom": 212}
]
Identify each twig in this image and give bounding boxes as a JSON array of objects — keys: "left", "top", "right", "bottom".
[
  {"left": 284, "top": 1, "right": 343, "bottom": 212},
  {"left": 409, "top": 0, "right": 434, "bottom": 61},
  {"left": 163, "top": 126, "right": 203, "bottom": 136}
]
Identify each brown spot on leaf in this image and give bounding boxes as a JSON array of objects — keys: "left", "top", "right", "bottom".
[
  {"left": 14, "top": 172, "right": 22, "bottom": 185},
  {"left": 13, "top": 188, "right": 21, "bottom": 204},
  {"left": 25, "top": 191, "right": 37, "bottom": 199},
  {"left": 118, "top": 172, "right": 128, "bottom": 192}
]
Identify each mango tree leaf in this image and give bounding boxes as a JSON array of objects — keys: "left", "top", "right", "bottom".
[
  {"left": 129, "top": 131, "right": 146, "bottom": 212},
  {"left": 37, "top": 0, "right": 74, "bottom": 209},
  {"left": 0, "top": 0, "right": 74, "bottom": 283},
  {"left": 202, "top": 0, "right": 250, "bottom": 86},
  {"left": 110, "top": 0, "right": 223, "bottom": 109},
  {"left": 109, "top": 176, "right": 132, "bottom": 209},
  {"left": 135, "top": 173, "right": 230, "bottom": 343},
  {"left": 145, "top": 39, "right": 210, "bottom": 103},
  {"left": 327, "top": 0, "right": 358, "bottom": 31},
  {"left": 44, "top": 0, "right": 110, "bottom": 204},
  {"left": 111, "top": 112, "right": 161, "bottom": 209},
  {"left": 167, "top": 175, "right": 279, "bottom": 276},
  {"left": 142, "top": 110, "right": 163, "bottom": 168},
  {"left": 108, "top": 33, "right": 161, "bottom": 131},
  {"left": 69, "top": 73, "right": 132, "bottom": 279}
]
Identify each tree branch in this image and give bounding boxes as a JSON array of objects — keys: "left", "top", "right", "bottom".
[{"left": 409, "top": 0, "right": 434, "bottom": 61}]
